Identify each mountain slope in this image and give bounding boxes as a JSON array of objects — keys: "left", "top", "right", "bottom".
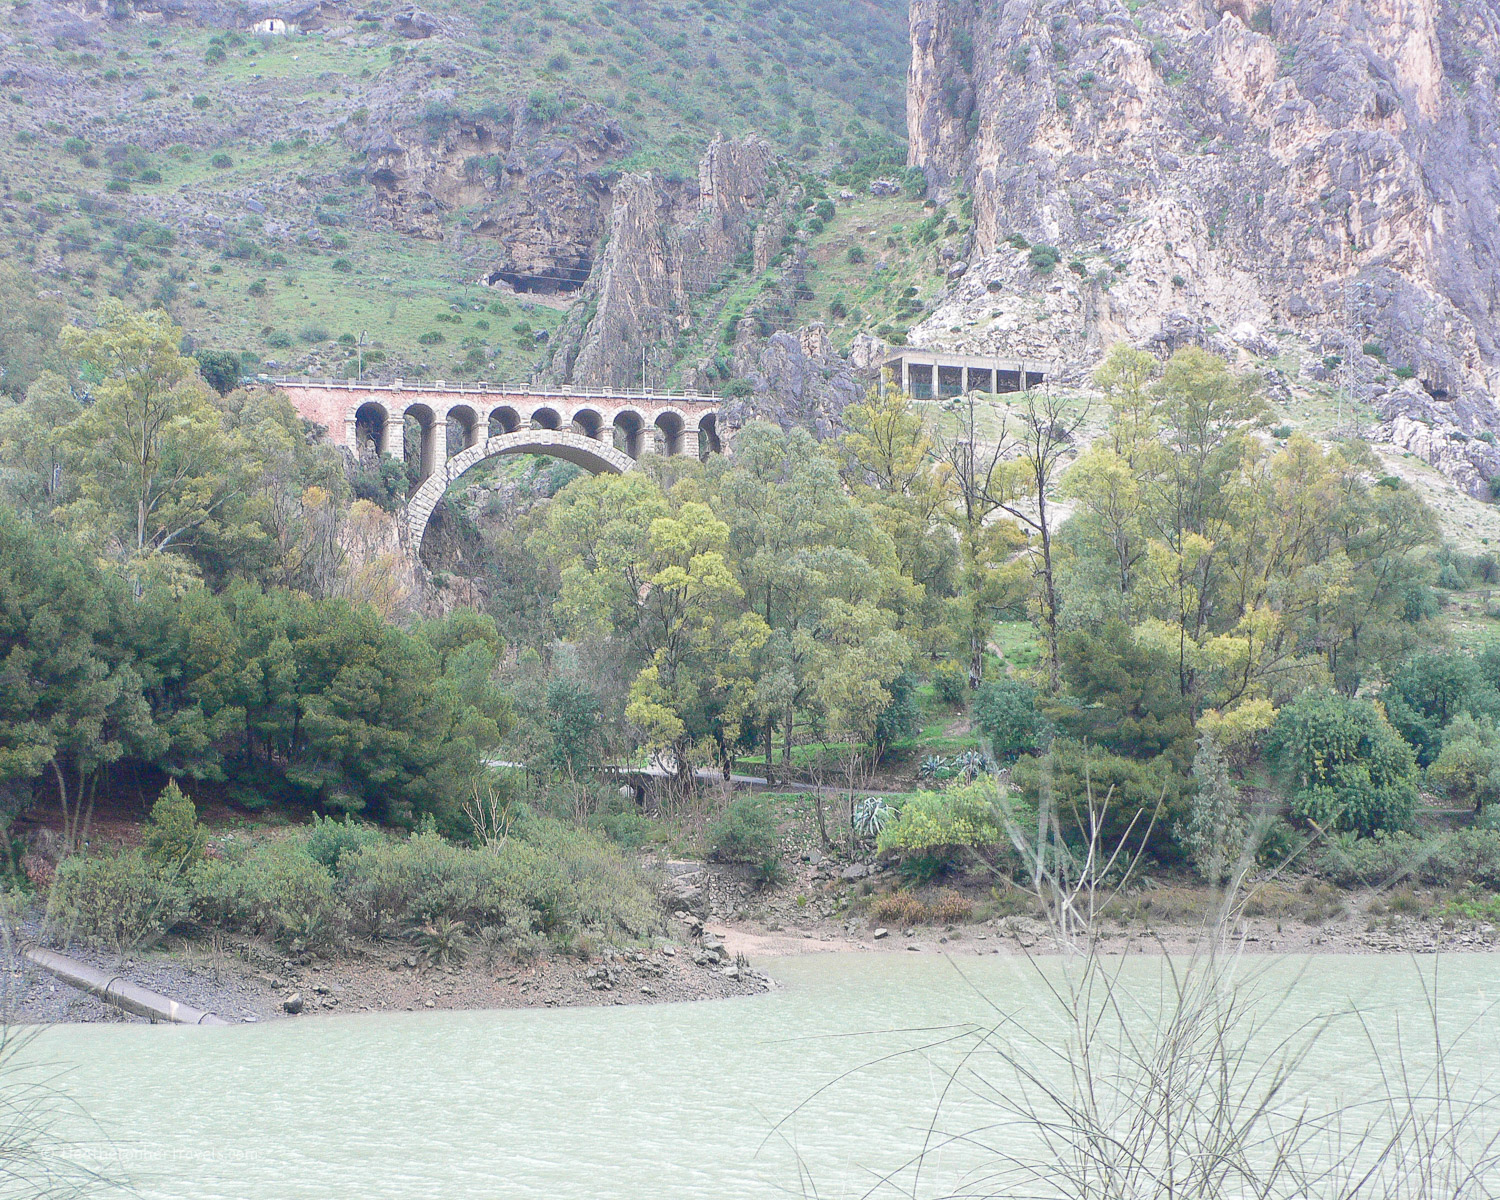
[
  {"left": 0, "top": 0, "right": 908, "bottom": 384},
  {"left": 906, "top": 0, "right": 1500, "bottom": 498}
]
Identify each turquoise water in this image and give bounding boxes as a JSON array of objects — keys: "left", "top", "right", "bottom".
[{"left": 23, "top": 952, "right": 1500, "bottom": 1199}]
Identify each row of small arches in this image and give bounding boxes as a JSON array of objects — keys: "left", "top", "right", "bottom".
[{"left": 351, "top": 401, "right": 722, "bottom": 482}]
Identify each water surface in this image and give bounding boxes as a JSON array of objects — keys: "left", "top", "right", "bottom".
[{"left": 28, "top": 952, "right": 1500, "bottom": 1199}]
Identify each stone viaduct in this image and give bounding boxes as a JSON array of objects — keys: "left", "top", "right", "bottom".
[{"left": 278, "top": 380, "right": 724, "bottom": 550}]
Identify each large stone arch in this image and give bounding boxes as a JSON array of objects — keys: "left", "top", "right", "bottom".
[{"left": 406, "top": 429, "right": 635, "bottom": 550}]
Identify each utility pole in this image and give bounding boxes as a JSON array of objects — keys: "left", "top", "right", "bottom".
[{"left": 357, "top": 330, "right": 366, "bottom": 382}]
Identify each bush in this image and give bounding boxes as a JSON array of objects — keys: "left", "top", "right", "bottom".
[
  {"left": 49, "top": 851, "right": 188, "bottom": 951},
  {"left": 847, "top": 246, "right": 866, "bottom": 264},
  {"left": 1028, "top": 244, "right": 1062, "bottom": 273},
  {"left": 929, "top": 889, "right": 973, "bottom": 924},
  {"left": 1316, "top": 828, "right": 1500, "bottom": 889},
  {"left": 875, "top": 671, "right": 921, "bottom": 751},
  {"left": 194, "top": 348, "right": 242, "bottom": 396},
  {"left": 1267, "top": 690, "right": 1420, "bottom": 836},
  {"left": 144, "top": 781, "right": 206, "bottom": 870},
  {"left": 708, "top": 798, "right": 781, "bottom": 884},
  {"left": 210, "top": 153, "right": 233, "bottom": 169},
  {"left": 877, "top": 780, "right": 1006, "bottom": 881},
  {"left": 973, "top": 678, "right": 1044, "bottom": 760},
  {"left": 192, "top": 842, "right": 343, "bottom": 948},
  {"left": 302, "top": 815, "right": 384, "bottom": 872},
  {"left": 872, "top": 890, "right": 928, "bottom": 926},
  {"left": 931, "top": 661, "right": 969, "bottom": 707},
  {"left": 337, "top": 830, "right": 490, "bottom": 935}
]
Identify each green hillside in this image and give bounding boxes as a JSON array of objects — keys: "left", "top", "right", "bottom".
[{"left": 0, "top": 0, "right": 909, "bottom": 384}]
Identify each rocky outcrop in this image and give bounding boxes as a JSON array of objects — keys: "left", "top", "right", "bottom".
[
  {"left": 907, "top": 0, "right": 1500, "bottom": 494},
  {"left": 364, "top": 102, "right": 626, "bottom": 296},
  {"left": 726, "top": 324, "right": 866, "bottom": 440},
  {"left": 552, "top": 135, "right": 774, "bottom": 389}
]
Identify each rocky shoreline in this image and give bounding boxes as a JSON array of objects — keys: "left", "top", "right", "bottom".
[
  {"left": 11, "top": 856, "right": 1500, "bottom": 1027},
  {"left": 3, "top": 912, "right": 770, "bottom": 1027}
]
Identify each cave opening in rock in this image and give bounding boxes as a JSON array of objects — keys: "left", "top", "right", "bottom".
[{"left": 486, "top": 256, "right": 593, "bottom": 294}]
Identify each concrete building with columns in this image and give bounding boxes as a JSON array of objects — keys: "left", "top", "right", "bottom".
[{"left": 880, "top": 350, "right": 1048, "bottom": 399}]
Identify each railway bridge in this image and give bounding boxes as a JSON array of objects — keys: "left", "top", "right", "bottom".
[{"left": 278, "top": 380, "right": 724, "bottom": 550}]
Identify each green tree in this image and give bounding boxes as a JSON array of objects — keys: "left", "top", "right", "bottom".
[
  {"left": 1383, "top": 652, "right": 1495, "bottom": 766},
  {"left": 0, "top": 262, "right": 64, "bottom": 399},
  {"left": 1426, "top": 712, "right": 1500, "bottom": 814},
  {"left": 0, "top": 509, "right": 163, "bottom": 851},
  {"left": 0, "top": 371, "right": 82, "bottom": 520},
  {"left": 194, "top": 349, "right": 243, "bottom": 396},
  {"left": 143, "top": 780, "right": 207, "bottom": 869},
  {"left": 1177, "top": 732, "right": 1246, "bottom": 884},
  {"left": 702, "top": 423, "right": 913, "bottom": 779},
  {"left": 59, "top": 301, "right": 238, "bottom": 563},
  {"left": 973, "top": 677, "right": 1045, "bottom": 761},
  {"left": 1267, "top": 689, "right": 1420, "bottom": 836}
]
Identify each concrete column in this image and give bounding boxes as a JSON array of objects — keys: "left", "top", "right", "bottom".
[
  {"left": 386, "top": 411, "right": 404, "bottom": 461},
  {"left": 961, "top": 366, "right": 970, "bottom": 395},
  {"left": 901, "top": 357, "right": 911, "bottom": 397},
  {"left": 421, "top": 414, "right": 447, "bottom": 481}
]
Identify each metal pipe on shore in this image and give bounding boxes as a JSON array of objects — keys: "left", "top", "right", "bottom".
[{"left": 23, "top": 946, "right": 228, "bottom": 1026}]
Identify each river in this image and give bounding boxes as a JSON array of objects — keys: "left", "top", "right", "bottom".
[{"left": 23, "top": 952, "right": 1500, "bottom": 1198}]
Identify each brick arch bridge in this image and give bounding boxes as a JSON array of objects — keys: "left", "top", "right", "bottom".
[{"left": 279, "top": 381, "right": 724, "bottom": 551}]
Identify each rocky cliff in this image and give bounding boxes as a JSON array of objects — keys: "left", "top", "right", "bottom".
[
  {"left": 364, "top": 101, "right": 626, "bottom": 296},
  {"left": 549, "top": 134, "right": 776, "bottom": 389},
  {"left": 907, "top": 0, "right": 1500, "bottom": 494}
]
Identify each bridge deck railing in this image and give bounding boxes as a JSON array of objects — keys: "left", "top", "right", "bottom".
[{"left": 254, "top": 375, "right": 722, "bottom": 404}]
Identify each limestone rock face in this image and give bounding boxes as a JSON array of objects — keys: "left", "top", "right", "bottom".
[
  {"left": 364, "top": 101, "right": 626, "bottom": 296},
  {"left": 728, "top": 324, "right": 866, "bottom": 440},
  {"left": 552, "top": 135, "right": 775, "bottom": 389},
  {"left": 907, "top": 0, "right": 1500, "bottom": 493}
]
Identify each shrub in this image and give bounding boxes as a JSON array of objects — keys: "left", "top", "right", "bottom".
[
  {"left": 872, "top": 890, "right": 928, "bottom": 926},
  {"left": 877, "top": 780, "right": 1006, "bottom": 881},
  {"left": 847, "top": 246, "right": 866, "bottom": 264},
  {"left": 210, "top": 153, "right": 233, "bottom": 169},
  {"left": 708, "top": 798, "right": 781, "bottom": 884},
  {"left": 191, "top": 841, "right": 343, "bottom": 947},
  {"left": 144, "top": 781, "right": 206, "bottom": 870},
  {"left": 49, "top": 851, "right": 188, "bottom": 951},
  {"left": 1316, "top": 828, "right": 1500, "bottom": 890},
  {"left": 195, "top": 348, "right": 242, "bottom": 395},
  {"left": 931, "top": 661, "right": 969, "bottom": 707},
  {"left": 929, "top": 889, "right": 973, "bottom": 925},
  {"left": 1028, "top": 244, "right": 1062, "bottom": 273},
  {"left": 302, "top": 814, "right": 384, "bottom": 872},
  {"left": 1268, "top": 690, "right": 1420, "bottom": 836},
  {"left": 973, "top": 678, "right": 1044, "bottom": 760},
  {"left": 1174, "top": 734, "right": 1247, "bottom": 882},
  {"left": 337, "top": 830, "right": 489, "bottom": 935},
  {"left": 418, "top": 331, "right": 445, "bottom": 345},
  {"left": 875, "top": 671, "right": 921, "bottom": 750},
  {"left": 1272, "top": 424, "right": 1293, "bottom": 439},
  {"left": 415, "top": 916, "right": 470, "bottom": 965},
  {"left": 331, "top": 257, "right": 353, "bottom": 273}
]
